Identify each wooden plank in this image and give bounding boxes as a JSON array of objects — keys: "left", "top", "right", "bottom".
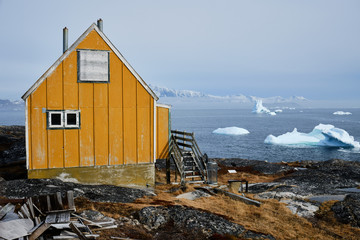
[
  {"left": 67, "top": 191, "right": 75, "bottom": 211},
  {"left": 214, "top": 188, "right": 261, "bottom": 207},
  {"left": 176, "top": 142, "right": 193, "bottom": 149},
  {"left": 171, "top": 130, "right": 193, "bottom": 136},
  {"left": 50, "top": 222, "right": 86, "bottom": 229},
  {"left": 27, "top": 198, "right": 35, "bottom": 219},
  {"left": 71, "top": 213, "right": 102, "bottom": 228},
  {"left": 0, "top": 219, "right": 34, "bottom": 240},
  {"left": 0, "top": 203, "right": 15, "bottom": 219},
  {"left": 92, "top": 225, "right": 118, "bottom": 231},
  {"left": 173, "top": 135, "right": 192, "bottom": 142},
  {"left": 47, "top": 195, "right": 52, "bottom": 212},
  {"left": 69, "top": 222, "right": 88, "bottom": 240},
  {"left": 0, "top": 199, "right": 25, "bottom": 205},
  {"left": 59, "top": 212, "right": 71, "bottom": 223},
  {"left": 28, "top": 222, "right": 50, "bottom": 240},
  {"left": 20, "top": 204, "right": 31, "bottom": 219},
  {"left": 56, "top": 192, "right": 64, "bottom": 209},
  {"left": 45, "top": 213, "right": 57, "bottom": 223}
]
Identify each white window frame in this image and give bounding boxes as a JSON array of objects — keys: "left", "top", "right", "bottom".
[
  {"left": 48, "top": 111, "right": 64, "bottom": 129},
  {"left": 64, "top": 110, "right": 80, "bottom": 128},
  {"left": 77, "top": 49, "right": 110, "bottom": 83}
]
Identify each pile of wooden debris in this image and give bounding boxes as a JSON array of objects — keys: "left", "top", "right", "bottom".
[{"left": 0, "top": 191, "right": 117, "bottom": 239}]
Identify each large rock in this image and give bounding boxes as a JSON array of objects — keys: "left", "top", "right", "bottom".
[
  {"left": 137, "top": 205, "right": 275, "bottom": 239},
  {"left": 277, "top": 159, "right": 360, "bottom": 195},
  {"left": 0, "top": 178, "right": 153, "bottom": 203},
  {"left": 332, "top": 193, "right": 360, "bottom": 228},
  {"left": 217, "top": 158, "right": 293, "bottom": 175}
]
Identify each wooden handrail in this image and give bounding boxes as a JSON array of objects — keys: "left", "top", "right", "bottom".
[{"left": 168, "top": 130, "right": 208, "bottom": 184}]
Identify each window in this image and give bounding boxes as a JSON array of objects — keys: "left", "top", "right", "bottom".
[
  {"left": 47, "top": 110, "right": 80, "bottom": 129},
  {"left": 65, "top": 110, "right": 80, "bottom": 128},
  {"left": 77, "top": 49, "right": 109, "bottom": 82},
  {"left": 48, "top": 111, "right": 64, "bottom": 128}
]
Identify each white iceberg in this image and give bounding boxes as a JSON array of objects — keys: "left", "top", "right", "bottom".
[
  {"left": 275, "top": 109, "right": 283, "bottom": 113},
  {"left": 252, "top": 100, "right": 276, "bottom": 116},
  {"left": 213, "top": 127, "right": 250, "bottom": 135},
  {"left": 264, "top": 124, "right": 360, "bottom": 148},
  {"left": 333, "top": 111, "right": 352, "bottom": 115}
]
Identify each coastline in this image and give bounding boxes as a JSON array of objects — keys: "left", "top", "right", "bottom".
[{"left": 1, "top": 125, "right": 360, "bottom": 239}]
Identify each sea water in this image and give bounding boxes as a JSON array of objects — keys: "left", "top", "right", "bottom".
[
  {"left": 1, "top": 108, "right": 359, "bottom": 162},
  {"left": 171, "top": 108, "right": 360, "bottom": 162}
]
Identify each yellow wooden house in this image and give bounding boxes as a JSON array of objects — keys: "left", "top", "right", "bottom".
[{"left": 22, "top": 20, "right": 170, "bottom": 188}]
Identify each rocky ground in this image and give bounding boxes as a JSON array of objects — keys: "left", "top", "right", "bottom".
[{"left": 1, "top": 126, "right": 360, "bottom": 239}]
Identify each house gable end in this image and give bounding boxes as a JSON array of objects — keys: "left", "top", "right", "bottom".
[{"left": 22, "top": 23, "right": 158, "bottom": 101}]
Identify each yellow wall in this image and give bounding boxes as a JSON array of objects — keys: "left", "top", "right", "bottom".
[
  {"left": 156, "top": 106, "right": 170, "bottom": 159},
  {"left": 27, "top": 29, "right": 155, "bottom": 170}
]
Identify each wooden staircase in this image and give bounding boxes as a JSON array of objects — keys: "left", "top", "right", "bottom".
[{"left": 167, "top": 130, "right": 208, "bottom": 185}]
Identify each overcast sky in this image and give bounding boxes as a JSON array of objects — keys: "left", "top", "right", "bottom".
[{"left": 0, "top": 0, "right": 359, "bottom": 103}]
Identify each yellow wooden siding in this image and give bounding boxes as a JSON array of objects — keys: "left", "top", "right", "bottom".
[
  {"left": 109, "top": 52, "right": 123, "bottom": 165},
  {"left": 48, "top": 130, "right": 64, "bottom": 168},
  {"left": 123, "top": 66, "right": 137, "bottom": 164},
  {"left": 137, "top": 83, "right": 151, "bottom": 163},
  {"left": 46, "top": 63, "right": 63, "bottom": 109},
  {"left": 156, "top": 107, "right": 170, "bottom": 159},
  {"left": 30, "top": 82, "right": 47, "bottom": 169},
  {"left": 26, "top": 98, "right": 32, "bottom": 169},
  {"left": 79, "top": 107, "right": 94, "bottom": 166},
  {"left": 63, "top": 51, "right": 78, "bottom": 109},
  {"left": 150, "top": 100, "right": 154, "bottom": 162},
  {"left": 64, "top": 129, "right": 79, "bottom": 167},
  {"left": 27, "top": 28, "right": 155, "bottom": 171}
]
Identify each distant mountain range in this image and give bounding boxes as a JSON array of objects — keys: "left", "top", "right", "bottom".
[
  {"left": 0, "top": 86, "right": 308, "bottom": 111},
  {"left": 151, "top": 85, "right": 308, "bottom": 108},
  {"left": 0, "top": 99, "right": 25, "bottom": 111}
]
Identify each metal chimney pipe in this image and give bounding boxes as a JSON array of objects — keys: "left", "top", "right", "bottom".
[
  {"left": 97, "top": 18, "right": 103, "bottom": 32},
  {"left": 63, "top": 27, "right": 68, "bottom": 53}
]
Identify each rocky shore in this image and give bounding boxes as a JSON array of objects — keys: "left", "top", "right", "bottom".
[{"left": 1, "top": 125, "right": 360, "bottom": 239}]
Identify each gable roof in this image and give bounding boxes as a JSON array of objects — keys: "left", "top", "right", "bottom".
[{"left": 22, "top": 23, "right": 158, "bottom": 101}]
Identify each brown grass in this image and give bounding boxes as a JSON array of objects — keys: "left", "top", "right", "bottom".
[{"left": 74, "top": 168, "right": 360, "bottom": 240}]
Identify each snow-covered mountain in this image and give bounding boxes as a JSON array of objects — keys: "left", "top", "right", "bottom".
[
  {"left": 150, "top": 85, "right": 206, "bottom": 98},
  {"left": 0, "top": 99, "right": 25, "bottom": 111},
  {"left": 152, "top": 85, "right": 308, "bottom": 108}
]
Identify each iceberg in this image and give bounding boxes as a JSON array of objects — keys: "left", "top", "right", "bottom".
[
  {"left": 213, "top": 127, "right": 250, "bottom": 135},
  {"left": 252, "top": 100, "right": 276, "bottom": 116},
  {"left": 275, "top": 109, "right": 283, "bottom": 113},
  {"left": 333, "top": 111, "right": 352, "bottom": 115},
  {"left": 264, "top": 124, "right": 360, "bottom": 148}
]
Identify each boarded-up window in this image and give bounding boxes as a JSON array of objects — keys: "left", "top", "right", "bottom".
[{"left": 77, "top": 49, "right": 109, "bottom": 82}]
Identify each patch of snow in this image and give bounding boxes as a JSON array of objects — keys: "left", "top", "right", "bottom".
[
  {"left": 213, "top": 127, "right": 250, "bottom": 135},
  {"left": 252, "top": 100, "right": 276, "bottom": 116},
  {"left": 264, "top": 124, "right": 360, "bottom": 148},
  {"left": 56, "top": 173, "right": 79, "bottom": 183},
  {"left": 333, "top": 111, "right": 352, "bottom": 115}
]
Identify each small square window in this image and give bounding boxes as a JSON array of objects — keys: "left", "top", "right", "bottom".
[
  {"left": 65, "top": 110, "right": 80, "bottom": 128},
  {"left": 48, "top": 111, "right": 64, "bottom": 128}
]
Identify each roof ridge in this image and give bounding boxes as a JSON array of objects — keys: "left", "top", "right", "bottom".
[{"left": 22, "top": 23, "right": 158, "bottom": 101}]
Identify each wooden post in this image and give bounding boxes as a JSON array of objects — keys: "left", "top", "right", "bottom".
[{"left": 166, "top": 156, "right": 170, "bottom": 184}]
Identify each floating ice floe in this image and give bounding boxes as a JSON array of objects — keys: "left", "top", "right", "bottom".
[
  {"left": 264, "top": 124, "right": 360, "bottom": 148},
  {"left": 252, "top": 100, "right": 276, "bottom": 116},
  {"left": 213, "top": 127, "right": 250, "bottom": 135},
  {"left": 275, "top": 109, "right": 283, "bottom": 113},
  {"left": 333, "top": 111, "right": 352, "bottom": 115}
]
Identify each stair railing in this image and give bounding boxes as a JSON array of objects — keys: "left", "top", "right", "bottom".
[
  {"left": 169, "top": 134, "right": 185, "bottom": 185},
  {"left": 170, "top": 130, "right": 208, "bottom": 182}
]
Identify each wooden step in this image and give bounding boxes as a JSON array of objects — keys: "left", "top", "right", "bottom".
[
  {"left": 185, "top": 175, "right": 202, "bottom": 179},
  {"left": 186, "top": 180, "right": 205, "bottom": 184},
  {"left": 184, "top": 170, "right": 200, "bottom": 174}
]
